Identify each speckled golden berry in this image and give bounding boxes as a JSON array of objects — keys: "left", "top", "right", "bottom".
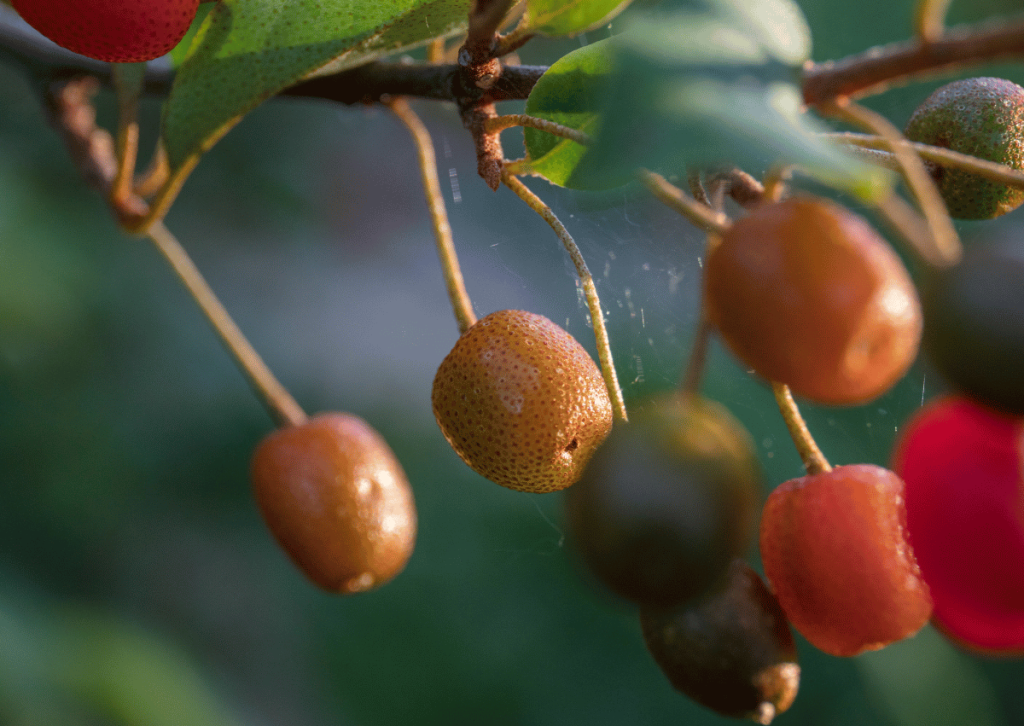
[{"left": 432, "top": 309, "right": 613, "bottom": 493}]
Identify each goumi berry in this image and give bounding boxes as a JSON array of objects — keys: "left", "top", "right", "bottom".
[
  {"left": 905, "top": 77, "right": 1024, "bottom": 220},
  {"left": 759, "top": 464, "right": 932, "bottom": 657},
  {"left": 432, "top": 309, "right": 613, "bottom": 493},
  {"left": 705, "top": 197, "right": 922, "bottom": 405},
  {"left": 250, "top": 413, "right": 417, "bottom": 594}
]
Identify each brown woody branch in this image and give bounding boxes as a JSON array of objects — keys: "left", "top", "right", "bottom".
[{"left": 803, "top": 14, "right": 1024, "bottom": 105}]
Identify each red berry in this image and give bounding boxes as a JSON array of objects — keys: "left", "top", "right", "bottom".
[
  {"left": 704, "top": 197, "right": 922, "bottom": 405},
  {"left": 250, "top": 413, "right": 417, "bottom": 594},
  {"left": 759, "top": 464, "right": 932, "bottom": 657},
  {"left": 13, "top": 0, "right": 200, "bottom": 63},
  {"left": 892, "top": 396, "right": 1024, "bottom": 654}
]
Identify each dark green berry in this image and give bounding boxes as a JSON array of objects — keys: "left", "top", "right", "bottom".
[
  {"left": 564, "top": 394, "right": 762, "bottom": 609},
  {"left": 640, "top": 560, "right": 800, "bottom": 724},
  {"left": 904, "top": 77, "right": 1024, "bottom": 220},
  {"left": 923, "top": 237, "right": 1024, "bottom": 415}
]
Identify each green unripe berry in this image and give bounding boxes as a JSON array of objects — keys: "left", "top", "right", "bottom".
[{"left": 904, "top": 77, "right": 1024, "bottom": 220}]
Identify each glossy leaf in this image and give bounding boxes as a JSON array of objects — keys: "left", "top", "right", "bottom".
[
  {"left": 523, "top": 39, "right": 618, "bottom": 189},
  {"left": 523, "top": 1, "right": 890, "bottom": 197},
  {"left": 162, "top": 0, "right": 471, "bottom": 171},
  {"left": 523, "top": 0, "right": 632, "bottom": 37}
]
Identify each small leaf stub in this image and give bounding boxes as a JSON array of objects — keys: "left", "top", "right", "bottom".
[{"left": 640, "top": 560, "right": 800, "bottom": 724}]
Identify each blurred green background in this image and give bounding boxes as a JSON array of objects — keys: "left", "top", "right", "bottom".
[{"left": 2, "top": 1, "right": 1023, "bottom": 724}]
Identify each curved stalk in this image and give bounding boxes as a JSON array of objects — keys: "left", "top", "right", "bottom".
[
  {"left": 501, "top": 171, "right": 628, "bottom": 422},
  {"left": 772, "top": 383, "right": 831, "bottom": 476},
  {"left": 146, "top": 222, "right": 307, "bottom": 429},
  {"left": 388, "top": 98, "right": 477, "bottom": 334}
]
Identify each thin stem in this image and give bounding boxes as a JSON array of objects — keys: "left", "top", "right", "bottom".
[
  {"left": 638, "top": 170, "right": 730, "bottom": 234},
  {"left": 874, "top": 192, "right": 948, "bottom": 268},
  {"left": 483, "top": 114, "right": 593, "bottom": 146},
  {"left": 501, "top": 171, "right": 628, "bottom": 422},
  {"left": 761, "top": 165, "right": 793, "bottom": 203},
  {"left": 681, "top": 316, "right": 712, "bottom": 396},
  {"left": 133, "top": 141, "right": 170, "bottom": 199},
  {"left": 388, "top": 98, "right": 477, "bottom": 334},
  {"left": 828, "top": 131, "right": 1024, "bottom": 190},
  {"left": 914, "top": 0, "right": 953, "bottom": 43},
  {"left": 110, "top": 63, "right": 144, "bottom": 212},
  {"left": 146, "top": 222, "right": 307, "bottom": 429},
  {"left": 771, "top": 382, "right": 831, "bottom": 475},
  {"left": 822, "top": 98, "right": 961, "bottom": 266}
]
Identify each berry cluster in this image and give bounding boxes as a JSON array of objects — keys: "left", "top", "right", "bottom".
[{"left": 410, "top": 78, "right": 1024, "bottom": 717}]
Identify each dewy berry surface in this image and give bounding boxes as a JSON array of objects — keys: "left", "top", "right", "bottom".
[
  {"left": 759, "top": 464, "right": 932, "bottom": 657},
  {"left": 13, "top": 0, "right": 200, "bottom": 63},
  {"left": 892, "top": 396, "right": 1024, "bottom": 654},
  {"left": 704, "top": 196, "right": 922, "bottom": 406},
  {"left": 432, "top": 309, "right": 613, "bottom": 493},
  {"left": 250, "top": 413, "right": 417, "bottom": 594}
]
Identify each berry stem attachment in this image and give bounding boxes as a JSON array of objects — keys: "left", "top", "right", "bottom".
[
  {"left": 821, "top": 98, "right": 961, "bottom": 266},
  {"left": 146, "top": 221, "right": 307, "bottom": 429},
  {"left": 771, "top": 382, "right": 831, "bottom": 475},
  {"left": 482, "top": 114, "right": 592, "bottom": 146},
  {"left": 388, "top": 98, "right": 477, "bottom": 335},
  {"left": 638, "top": 170, "right": 730, "bottom": 234},
  {"left": 501, "top": 170, "right": 628, "bottom": 422}
]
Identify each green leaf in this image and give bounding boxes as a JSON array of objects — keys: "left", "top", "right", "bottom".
[
  {"left": 528, "top": 1, "right": 890, "bottom": 199},
  {"left": 523, "top": 39, "right": 620, "bottom": 189},
  {"left": 55, "top": 612, "right": 245, "bottom": 726},
  {"left": 710, "top": 0, "right": 811, "bottom": 65},
  {"left": 168, "top": 3, "right": 217, "bottom": 68},
  {"left": 162, "top": 0, "right": 471, "bottom": 171},
  {"left": 523, "top": 0, "right": 633, "bottom": 37}
]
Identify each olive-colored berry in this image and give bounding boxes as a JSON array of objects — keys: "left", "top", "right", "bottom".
[
  {"left": 565, "top": 394, "right": 762, "bottom": 608},
  {"left": 250, "top": 413, "right": 417, "bottom": 594},
  {"left": 704, "top": 196, "right": 922, "bottom": 405},
  {"left": 759, "top": 464, "right": 932, "bottom": 657},
  {"left": 905, "top": 77, "right": 1024, "bottom": 219},
  {"left": 640, "top": 560, "right": 799, "bottom": 725},
  {"left": 922, "top": 237, "right": 1024, "bottom": 415},
  {"left": 432, "top": 309, "right": 613, "bottom": 493}
]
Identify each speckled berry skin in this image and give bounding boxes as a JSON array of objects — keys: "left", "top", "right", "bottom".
[
  {"left": 250, "top": 413, "right": 417, "bottom": 594},
  {"left": 13, "top": 0, "right": 200, "bottom": 63},
  {"left": 432, "top": 309, "right": 613, "bottom": 493},
  {"left": 759, "top": 464, "right": 933, "bottom": 657},
  {"left": 905, "top": 77, "right": 1024, "bottom": 220}
]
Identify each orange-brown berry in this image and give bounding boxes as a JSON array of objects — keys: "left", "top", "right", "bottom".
[
  {"left": 704, "top": 197, "right": 922, "bottom": 405},
  {"left": 431, "top": 309, "right": 613, "bottom": 493},
  {"left": 250, "top": 413, "right": 416, "bottom": 594}
]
